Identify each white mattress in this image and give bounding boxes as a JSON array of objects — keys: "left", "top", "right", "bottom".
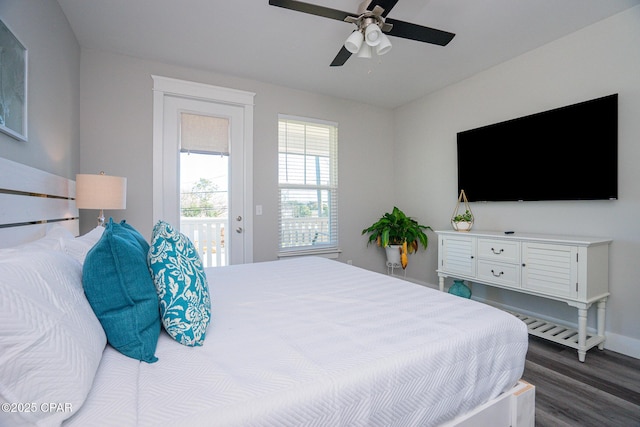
[{"left": 65, "top": 257, "right": 527, "bottom": 426}]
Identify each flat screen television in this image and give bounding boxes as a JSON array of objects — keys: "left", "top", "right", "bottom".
[{"left": 457, "top": 94, "right": 618, "bottom": 202}]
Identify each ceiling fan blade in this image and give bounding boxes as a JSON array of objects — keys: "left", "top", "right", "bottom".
[
  {"left": 367, "top": 0, "right": 399, "bottom": 17},
  {"left": 385, "top": 18, "right": 455, "bottom": 46},
  {"left": 330, "top": 46, "right": 352, "bottom": 67},
  {"left": 269, "top": 0, "right": 357, "bottom": 22}
]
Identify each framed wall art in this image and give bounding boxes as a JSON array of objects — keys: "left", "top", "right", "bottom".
[{"left": 0, "top": 19, "right": 27, "bottom": 141}]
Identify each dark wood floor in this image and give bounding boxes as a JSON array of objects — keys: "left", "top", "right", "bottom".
[{"left": 522, "top": 336, "right": 640, "bottom": 427}]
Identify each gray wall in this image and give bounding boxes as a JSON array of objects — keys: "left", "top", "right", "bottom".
[
  {"left": 0, "top": 0, "right": 80, "bottom": 178},
  {"left": 78, "top": 49, "right": 395, "bottom": 272},
  {"left": 393, "top": 6, "right": 640, "bottom": 357}
]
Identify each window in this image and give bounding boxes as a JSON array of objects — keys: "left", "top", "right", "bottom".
[{"left": 278, "top": 115, "right": 338, "bottom": 256}]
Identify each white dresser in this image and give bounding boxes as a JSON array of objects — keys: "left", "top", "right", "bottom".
[{"left": 436, "top": 230, "right": 612, "bottom": 362}]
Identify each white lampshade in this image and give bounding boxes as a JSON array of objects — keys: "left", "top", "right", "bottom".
[
  {"left": 76, "top": 172, "right": 127, "bottom": 225},
  {"left": 357, "top": 42, "right": 372, "bottom": 58},
  {"left": 376, "top": 32, "right": 392, "bottom": 55},
  {"left": 365, "top": 23, "right": 382, "bottom": 46},
  {"left": 344, "top": 30, "right": 364, "bottom": 54}
]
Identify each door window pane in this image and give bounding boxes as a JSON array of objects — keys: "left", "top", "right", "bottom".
[{"left": 179, "top": 127, "right": 229, "bottom": 267}]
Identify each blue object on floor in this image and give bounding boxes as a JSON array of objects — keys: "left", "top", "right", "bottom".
[{"left": 448, "top": 279, "right": 472, "bottom": 298}]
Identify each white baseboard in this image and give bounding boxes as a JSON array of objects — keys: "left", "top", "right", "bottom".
[{"left": 602, "top": 331, "right": 640, "bottom": 360}]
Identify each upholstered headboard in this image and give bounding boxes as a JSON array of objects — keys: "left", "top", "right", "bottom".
[{"left": 0, "top": 157, "right": 79, "bottom": 248}]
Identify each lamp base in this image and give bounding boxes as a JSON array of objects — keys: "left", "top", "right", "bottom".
[{"left": 97, "top": 209, "right": 106, "bottom": 227}]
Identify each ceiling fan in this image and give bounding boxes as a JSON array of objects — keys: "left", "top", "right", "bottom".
[{"left": 268, "top": 0, "right": 455, "bottom": 67}]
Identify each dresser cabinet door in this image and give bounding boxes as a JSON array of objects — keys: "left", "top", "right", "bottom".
[
  {"left": 522, "top": 242, "right": 578, "bottom": 298},
  {"left": 440, "top": 235, "right": 476, "bottom": 277}
]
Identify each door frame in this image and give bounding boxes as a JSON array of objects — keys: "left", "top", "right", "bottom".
[{"left": 152, "top": 75, "right": 255, "bottom": 263}]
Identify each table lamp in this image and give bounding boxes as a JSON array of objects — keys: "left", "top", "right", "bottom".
[{"left": 76, "top": 172, "right": 127, "bottom": 226}]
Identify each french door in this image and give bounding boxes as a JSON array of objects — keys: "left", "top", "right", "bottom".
[{"left": 152, "top": 76, "right": 254, "bottom": 265}]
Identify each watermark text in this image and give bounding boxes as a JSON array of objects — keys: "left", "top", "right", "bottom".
[{"left": 1, "top": 402, "right": 73, "bottom": 414}]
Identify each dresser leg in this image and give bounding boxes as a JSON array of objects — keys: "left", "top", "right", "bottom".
[
  {"left": 577, "top": 307, "right": 588, "bottom": 362},
  {"left": 439, "top": 276, "right": 445, "bottom": 292},
  {"left": 597, "top": 298, "right": 607, "bottom": 350}
]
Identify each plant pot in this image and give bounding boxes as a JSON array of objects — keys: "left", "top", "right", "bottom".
[
  {"left": 384, "top": 245, "right": 402, "bottom": 267},
  {"left": 453, "top": 220, "right": 472, "bottom": 232}
]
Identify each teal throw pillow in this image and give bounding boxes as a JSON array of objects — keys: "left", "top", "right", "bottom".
[
  {"left": 83, "top": 219, "right": 160, "bottom": 363},
  {"left": 148, "top": 220, "right": 211, "bottom": 346}
]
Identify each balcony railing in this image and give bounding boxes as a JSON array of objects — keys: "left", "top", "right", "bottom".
[
  {"left": 180, "top": 216, "right": 330, "bottom": 267},
  {"left": 280, "top": 216, "right": 330, "bottom": 248},
  {"left": 180, "top": 217, "right": 226, "bottom": 268}
]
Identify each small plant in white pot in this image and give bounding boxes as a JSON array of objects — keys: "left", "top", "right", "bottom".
[
  {"left": 362, "top": 207, "right": 432, "bottom": 269},
  {"left": 452, "top": 209, "right": 474, "bottom": 232}
]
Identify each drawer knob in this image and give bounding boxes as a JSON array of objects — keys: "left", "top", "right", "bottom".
[
  {"left": 491, "top": 248, "right": 504, "bottom": 255},
  {"left": 491, "top": 269, "right": 504, "bottom": 277}
]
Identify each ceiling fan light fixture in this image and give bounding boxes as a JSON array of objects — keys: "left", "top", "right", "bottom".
[
  {"left": 376, "top": 32, "right": 392, "bottom": 55},
  {"left": 357, "top": 41, "right": 372, "bottom": 58},
  {"left": 344, "top": 30, "right": 364, "bottom": 54},
  {"left": 364, "top": 22, "right": 382, "bottom": 46}
]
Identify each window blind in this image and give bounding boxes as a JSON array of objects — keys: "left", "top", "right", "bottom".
[
  {"left": 180, "top": 113, "right": 230, "bottom": 155},
  {"left": 278, "top": 115, "right": 338, "bottom": 253}
]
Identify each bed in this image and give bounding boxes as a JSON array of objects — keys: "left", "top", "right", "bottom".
[{"left": 0, "top": 157, "right": 534, "bottom": 427}]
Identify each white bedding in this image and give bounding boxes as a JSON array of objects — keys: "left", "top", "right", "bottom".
[{"left": 64, "top": 257, "right": 527, "bottom": 427}]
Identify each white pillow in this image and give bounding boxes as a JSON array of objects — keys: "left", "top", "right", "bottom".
[
  {"left": 64, "top": 226, "right": 105, "bottom": 265},
  {"left": 14, "top": 223, "right": 76, "bottom": 252},
  {"left": 44, "top": 223, "right": 76, "bottom": 240},
  {"left": 0, "top": 249, "right": 107, "bottom": 426}
]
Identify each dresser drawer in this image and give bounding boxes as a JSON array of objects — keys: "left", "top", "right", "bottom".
[
  {"left": 477, "top": 239, "right": 520, "bottom": 263},
  {"left": 477, "top": 260, "right": 520, "bottom": 288}
]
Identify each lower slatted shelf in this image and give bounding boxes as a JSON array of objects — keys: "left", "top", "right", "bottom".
[{"left": 505, "top": 310, "right": 605, "bottom": 352}]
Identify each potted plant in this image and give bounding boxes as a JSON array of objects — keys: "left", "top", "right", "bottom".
[
  {"left": 362, "top": 206, "right": 432, "bottom": 269},
  {"left": 452, "top": 209, "right": 473, "bottom": 232}
]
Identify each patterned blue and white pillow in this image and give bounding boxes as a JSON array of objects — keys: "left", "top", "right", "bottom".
[{"left": 148, "top": 221, "right": 211, "bottom": 346}]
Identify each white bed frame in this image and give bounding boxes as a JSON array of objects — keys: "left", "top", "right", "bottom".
[
  {"left": 444, "top": 380, "right": 534, "bottom": 427},
  {"left": 0, "top": 156, "right": 534, "bottom": 426},
  {"left": 0, "top": 157, "right": 78, "bottom": 248}
]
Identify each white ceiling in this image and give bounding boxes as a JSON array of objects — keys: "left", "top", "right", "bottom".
[{"left": 57, "top": 0, "right": 639, "bottom": 108}]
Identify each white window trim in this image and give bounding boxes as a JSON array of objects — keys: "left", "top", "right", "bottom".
[{"left": 278, "top": 247, "right": 342, "bottom": 259}]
